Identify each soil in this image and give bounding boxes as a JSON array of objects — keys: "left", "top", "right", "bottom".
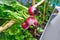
[{"left": 28, "top": 27, "right": 42, "bottom": 40}]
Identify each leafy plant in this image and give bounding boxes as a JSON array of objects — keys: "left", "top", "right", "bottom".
[{"left": 0, "top": 0, "right": 35, "bottom": 40}]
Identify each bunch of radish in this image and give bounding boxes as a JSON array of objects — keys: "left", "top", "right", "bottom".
[
  {"left": 22, "top": 17, "right": 38, "bottom": 30},
  {"left": 22, "top": 6, "right": 38, "bottom": 29},
  {"left": 22, "top": 0, "right": 44, "bottom": 30}
]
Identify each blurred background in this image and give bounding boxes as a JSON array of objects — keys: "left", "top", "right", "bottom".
[{"left": 0, "top": 0, "right": 60, "bottom": 40}]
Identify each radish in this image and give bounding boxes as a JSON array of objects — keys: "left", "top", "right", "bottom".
[
  {"left": 28, "top": 6, "right": 36, "bottom": 16},
  {"left": 26, "top": 17, "right": 38, "bottom": 26},
  {"left": 22, "top": 22, "right": 29, "bottom": 30},
  {"left": 28, "top": 0, "right": 44, "bottom": 16},
  {"left": 22, "top": 17, "right": 38, "bottom": 30}
]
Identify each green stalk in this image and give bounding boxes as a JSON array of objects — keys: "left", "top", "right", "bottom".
[
  {"left": 18, "top": 11, "right": 28, "bottom": 19},
  {"left": 16, "top": 2, "right": 28, "bottom": 10},
  {"left": 3, "top": 10, "right": 24, "bottom": 21}
]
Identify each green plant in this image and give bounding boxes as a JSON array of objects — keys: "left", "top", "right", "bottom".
[{"left": 0, "top": 0, "right": 35, "bottom": 40}]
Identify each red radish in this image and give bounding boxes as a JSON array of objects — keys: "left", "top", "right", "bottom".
[
  {"left": 22, "top": 22, "right": 29, "bottom": 30},
  {"left": 32, "top": 19, "right": 38, "bottom": 26},
  {"left": 28, "top": 6, "right": 36, "bottom": 16},
  {"left": 26, "top": 17, "right": 38, "bottom": 26},
  {"left": 28, "top": 0, "right": 44, "bottom": 16}
]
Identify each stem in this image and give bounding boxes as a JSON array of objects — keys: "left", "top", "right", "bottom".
[
  {"left": 17, "top": 2, "right": 28, "bottom": 10},
  {"left": 34, "top": 29, "right": 37, "bottom": 36},
  {"left": 18, "top": 11, "right": 28, "bottom": 19},
  {"left": 32, "top": 0, "right": 35, "bottom": 6},
  {"left": 0, "top": 20, "right": 15, "bottom": 32},
  {"left": 33, "top": 0, "right": 44, "bottom": 7},
  {"left": 4, "top": 10, "right": 24, "bottom": 20},
  {"left": 43, "top": 0, "right": 46, "bottom": 23},
  {"left": 2, "top": 21, "right": 10, "bottom": 27}
]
